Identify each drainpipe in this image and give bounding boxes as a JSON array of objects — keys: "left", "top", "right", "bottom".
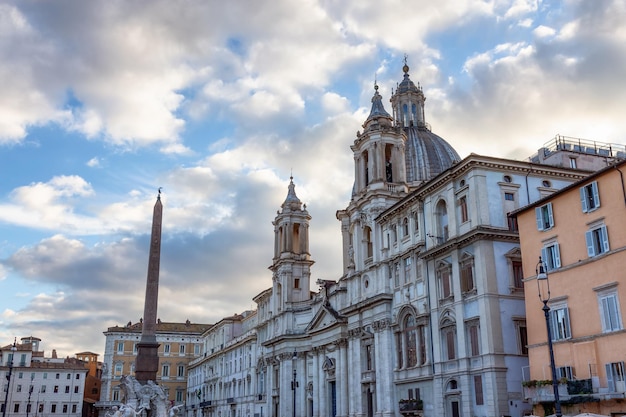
[{"left": 614, "top": 164, "right": 626, "bottom": 207}]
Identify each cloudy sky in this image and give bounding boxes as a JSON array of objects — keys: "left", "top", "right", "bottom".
[{"left": 1, "top": 0, "right": 625, "bottom": 358}]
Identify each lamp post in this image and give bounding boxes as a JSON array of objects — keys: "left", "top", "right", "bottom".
[
  {"left": 536, "top": 257, "right": 562, "bottom": 417},
  {"left": 2, "top": 338, "right": 17, "bottom": 417},
  {"left": 291, "top": 351, "right": 298, "bottom": 417}
]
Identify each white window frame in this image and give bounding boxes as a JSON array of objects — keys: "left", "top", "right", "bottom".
[
  {"left": 586, "top": 225, "right": 609, "bottom": 257},
  {"left": 549, "top": 303, "right": 571, "bottom": 341},
  {"left": 542, "top": 242, "right": 561, "bottom": 271},
  {"left": 595, "top": 284, "right": 623, "bottom": 333},
  {"left": 606, "top": 361, "right": 626, "bottom": 393},
  {"left": 580, "top": 181, "right": 600, "bottom": 213},
  {"left": 535, "top": 202, "right": 554, "bottom": 231}
]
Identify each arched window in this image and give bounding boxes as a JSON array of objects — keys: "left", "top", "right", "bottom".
[
  {"left": 403, "top": 217, "right": 409, "bottom": 237},
  {"left": 397, "top": 312, "right": 428, "bottom": 369},
  {"left": 404, "top": 315, "right": 417, "bottom": 367}
]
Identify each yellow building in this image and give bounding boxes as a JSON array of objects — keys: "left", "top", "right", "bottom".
[
  {"left": 516, "top": 159, "right": 626, "bottom": 416},
  {"left": 97, "top": 320, "right": 212, "bottom": 415}
]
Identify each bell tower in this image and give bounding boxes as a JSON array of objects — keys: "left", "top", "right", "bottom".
[{"left": 270, "top": 177, "right": 313, "bottom": 312}]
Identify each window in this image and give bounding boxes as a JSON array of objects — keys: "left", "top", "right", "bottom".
[
  {"left": 398, "top": 313, "right": 428, "bottom": 369},
  {"left": 403, "top": 257, "right": 412, "bottom": 284},
  {"left": 162, "top": 364, "right": 170, "bottom": 377},
  {"left": 535, "top": 203, "right": 554, "bottom": 230},
  {"left": 38, "top": 404, "right": 44, "bottom": 413},
  {"left": 442, "top": 324, "right": 456, "bottom": 360},
  {"left": 514, "top": 319, "right": 528, "bottom": 355},
  {"left": 294, "top": 277, "right": 300, "bottom": 289},
  {"left": 557, "top": 366, "right": 574, "bottom": 380},
  {"left": 467, "top": 321, "right": 480, "bottom": 357},
  {"left": 176, "top": 390, "right": 184, "bottom": 402},
  {"left": 569, "top": 157, "right": 577, "bottom": 169},
  {"left": 164, "top": 344, "right": 171, "bottom": 354},
  {"left": 54, "top": 385, "right": 59, "bottom": 393},
  {"left": 116, "top": 342, "right": 124, "bottom": 353},
  {"left": 436, "top": 201, "right": 449, "bottom": 243},
  {"left": 194, "top": 344, "right": 201, "bottom": 355},
  {"left": 51, "top": 404, "right": 57, "bottom": 413},
  {"left": 393, "top": 262, "right": 400, "bottom": 288},
  {"left": 74, "top": 385, "right": 79, "bottom": 393},
  {"left": 459, "top": 196, "right": 469, "bottom": 223},
  {"left": 550, "top": 306, "right": 571, "bottom": 340},
  {"left": 178, "top": 365, "right": 185, "bottom": 377},
  {"left": 66, "top": 373, "right": 71, "bottom": 379},
  {"left": 586, "top": 225, "right": 609, "bottom": 257},
  {"left": 404, "top": 315, "right": 418, "bottom": 368},
  {"left": 65, "top": 385, "right": 70, "bottom": 393},
  {"left": 504, "top": 192, "right": 515, "bottom": 201},
  {"left": 473, "top": 375, "right": 484, "bottom": 405},
  {"left": 580, "top": 181, "right": 600, "bottom": 212},
  {"left": 41, "top": 385, "right": 46, "bottom": 393},
  {"left": 112, "top": 389, "right": 120, "bottom": 401},
  {"left": 26, "top": 404, "right": 31, "bottom": 414},
  {"left": 56, "top": 373, "right": 60, "bottom": 379},
  {"left": 542, "top": 242, "right": 561, "bottom": 271},
  {"left": 606, "top": 362, "right": 625, "bottom": 393},
  {"left": 43, "top": 373, "right": 47, "bottom": 379},
  {"left": 512, "top": 260, "right": 524, "bottom": 290},
  {"left": 13, "top": 404, "right": 19, "bottom": 413},
  {"left": 413, "top": 212, "right": 419, "bottom": 232},
  {"left": 459, "top": 254, "right": 475, "bottom": 294},
  {"left": 17, "top": 384, "right": 22, "bottom": 392},
  {"left": 72, "top": 404, "right": 77, "bottom": 413},
  {"left": 364, "top": 226, "right": 373, "bottom": 259},
  {"left": 597, "top": 290, "right": 622, "bottom": 332},
  {"left": 63, "top": 404, "right": 68, "bottom": 413},
  {"left": 114, "top": 363, "right": 123, "bottom": 377},
  {"left": 437, "top": 262, "right": 452, "bottom": 299},
  {"left": 403, "top": 217, "right": 409, "bottom": 236}
]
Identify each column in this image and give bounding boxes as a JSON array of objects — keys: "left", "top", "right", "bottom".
[{"left": 338, "top": 339, "right": 349, "bottom": 417}]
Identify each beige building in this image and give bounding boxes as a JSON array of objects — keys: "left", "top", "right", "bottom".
[
  {"left": 97, "top": 320, "right": 212, "bottom": 415},
  {"left": 516, "top": 159, "right": 626, "bottom": 416}
]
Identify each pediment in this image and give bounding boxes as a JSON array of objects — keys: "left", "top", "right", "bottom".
[{"left": 306, "top": 302, "right": 346, "bottom": 333}]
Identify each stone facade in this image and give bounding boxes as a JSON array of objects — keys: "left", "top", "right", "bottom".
[{"left": 182, "top": 64, "right": 616, "bottom": 417}]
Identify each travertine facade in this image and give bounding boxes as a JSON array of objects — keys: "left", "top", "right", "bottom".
[{"left": 182, "top": 64, "right": 618, "bottom": 417}]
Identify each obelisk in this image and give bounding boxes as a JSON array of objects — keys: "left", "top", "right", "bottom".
[{"left": 135, "top": 189, "right": 162, "bottom": 384}]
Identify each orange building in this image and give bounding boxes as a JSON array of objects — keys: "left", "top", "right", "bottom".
[{"left": 515, "top": 160, "right": 626, "bottom": 416}]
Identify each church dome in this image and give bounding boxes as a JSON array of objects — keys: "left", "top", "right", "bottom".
[{"left": 390, "top": 63, "right": 460, "bottom": 184}]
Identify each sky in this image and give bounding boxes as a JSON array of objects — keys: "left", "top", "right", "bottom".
[{"left": 1, "top": 0, "right": 626, "bottom": 358}]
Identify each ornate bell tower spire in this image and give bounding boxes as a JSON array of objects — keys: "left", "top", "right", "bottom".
[
  {"left": 270, "top": 177, "right": 314, "bottom": 312},
  {"left": 135, "top": 189, "right": 162, "bottom": 384}
]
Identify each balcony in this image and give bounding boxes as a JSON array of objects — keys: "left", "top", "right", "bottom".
[
  {"left": 226, "top": 397, "right": 236, "bottom": 404},
  {"left": 199, "top": 400, "right": 212, "bottom": 408},
  {"left": 399, "top": 399, "right": 423, "bottom": 416},
  {"left": 523, "top": 379, "right": 596, "bottom": 405}
]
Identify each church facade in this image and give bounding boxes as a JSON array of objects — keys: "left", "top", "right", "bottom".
[{"left": 183, "top": 64, "right": 604, "bottom": 417}]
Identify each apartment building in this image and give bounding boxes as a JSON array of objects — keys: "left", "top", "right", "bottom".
[
  {"left": 516, "top": 159, "right": 626, "bottom": 416},
  {"left": 97, "top": 320, "right": 211, "bottom": 415}
]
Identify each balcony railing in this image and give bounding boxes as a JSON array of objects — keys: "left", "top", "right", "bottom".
[{"left": 399, "top": 399, "right": 423, "bottom": 416}]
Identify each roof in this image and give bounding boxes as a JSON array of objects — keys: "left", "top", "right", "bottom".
[
  {"left": 511, "top": 158, "right": 626, "bottom": 216},
  {"left": 105, "top": 320, "right": 213, "bottom": 334}
]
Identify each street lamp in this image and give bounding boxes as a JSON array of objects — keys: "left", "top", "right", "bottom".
[
  {"left": 291, "top": 351, "right": 298, "bottom": 417},
  {"left": 2, "top": 338, "right": 17, "bottom": 417},
  {"left": 536, "top": 257, "right": 562, "bottom": 417}
]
